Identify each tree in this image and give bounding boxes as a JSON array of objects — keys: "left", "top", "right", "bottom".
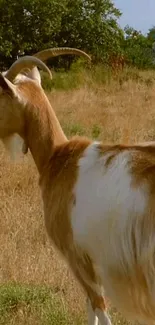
[
  {"left": 0, "top": 0, "right": 123, "bottom": 69},
  {"left": 0, "top": 0, "right": 67, "bottom": 68},
  {"left": 55, "top": 0, "right": 123, "bottom": 63},
  {"left": 123, "top": 25, "right": 154, "bottom": 69},
  {"left": 147, "top": 26, "right": 155, "bottom": 43}
]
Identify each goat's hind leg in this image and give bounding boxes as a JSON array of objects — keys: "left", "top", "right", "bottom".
[
  {"left": 88, "top": 294, "right": 112, "bottom": 325},
  {"left": 87, "top": 297, "right": 99, "bottom": 325},
  {"left": 96, "top": 307, "right": 112, "bottom": 325},
  {"left": 68, "top": 252, "right": 112, "bottom": 325}
]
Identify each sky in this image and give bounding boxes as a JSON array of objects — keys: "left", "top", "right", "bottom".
[{"left": 114, "top": 0, "right": 155, "bottom": 35}]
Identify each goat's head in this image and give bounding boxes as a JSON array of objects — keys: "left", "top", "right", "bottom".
[
  {"left": 0, "top": 47, "right": 91, "bottom": 162},
  {"left": 0, "top": 56, "right": 52, "bottom": 157}
]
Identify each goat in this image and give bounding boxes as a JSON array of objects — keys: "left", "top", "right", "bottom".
[
  {"left": 1, "top": 55, "right": 155, "bottom": 325},
  {"left": 2, "top": 47, "right": 91, "bottom": 85}
]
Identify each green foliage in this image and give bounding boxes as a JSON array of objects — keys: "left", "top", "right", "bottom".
[
  {"left": 41, "top": 68, "right": 85, "bottom": 91},
  {"left": 147, "top": 26, "right": 155, "bottom": 42},
  {"left": 0, "top": 0, "right": 67, "bottom": 68},
  {"left": 0, "top": 0, "right": 123, "bottom": 69},
  {"left": 123, "top": 25, "right": 155, "bottom": 69},
  {"left": 1, "top": 1, "right": 155, "bottom": 71},
  {"left": 55, "top": 0, "right": 123, "bottom": 63}
]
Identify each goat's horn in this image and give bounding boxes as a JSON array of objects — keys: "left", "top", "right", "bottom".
[
  {"left": 5, "top": 56, "right": 52, "bottom": 82},
  {"left": 33, "top": 47, "right": 91, "bottom": 62}
]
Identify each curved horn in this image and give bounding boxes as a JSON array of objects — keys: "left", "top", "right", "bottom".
[
  {"left": 33, "top": 47, "right": 91, "bottom": 62},
  {"left": 5, "top": 56, "right": 52, "bottom": 82}
]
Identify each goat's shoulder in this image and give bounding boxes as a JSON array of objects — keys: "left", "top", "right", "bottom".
[{"left": 41, "top": 139, "right": 155, "bottom": 187}]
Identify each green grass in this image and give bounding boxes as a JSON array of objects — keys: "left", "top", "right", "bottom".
[
  {"left": 41, "top": 59, "right": 155, "bottom": 93},
  {"left": 91, "top": 124, "right": 101, "bottom": 139},
  {"left": 0, "top": 283, "right": 85, "bottom": 325},
  {"left": 0, "top": 284, "right": 131, "bottom": 325},
  {"left": 63, "top": 123, "right": 86, "bottom": 137}
]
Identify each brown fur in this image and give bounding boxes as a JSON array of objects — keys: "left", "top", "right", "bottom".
[
  {"left": 91, "top": 296, "right": 106, "bottom": 311},
  {"left": 17, "top": 80, "right": 67, "bottom": 172},
  {"left": 99, "top": 142, "right": 155, "bottom": 193}
]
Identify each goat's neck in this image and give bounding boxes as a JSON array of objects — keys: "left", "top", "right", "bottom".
[{"left": 20, "top": 83, "right": 67, "bottom": 174}]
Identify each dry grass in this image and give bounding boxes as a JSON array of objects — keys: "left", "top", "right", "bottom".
[
  {"left": 1, "top": 70, "right": 155, "bottom": 324},
  {"left": 53, "top": 78, "right": 155, "bottom": 144}
]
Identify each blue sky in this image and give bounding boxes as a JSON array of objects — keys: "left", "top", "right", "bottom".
[{"left": 114, "top": 0, "right": 155, "bottom": 35}]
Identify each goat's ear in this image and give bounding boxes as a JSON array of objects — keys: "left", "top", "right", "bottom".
[
  {"left": 27, "top": 67, "right": 41, "bottom": 85},
  {"left": 0, "top": 73, "right": 15, "bottom": 96}
]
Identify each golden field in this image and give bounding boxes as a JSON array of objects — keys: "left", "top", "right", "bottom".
[{"left": 0, "top": 67, "right": 155, "bottom": 324}]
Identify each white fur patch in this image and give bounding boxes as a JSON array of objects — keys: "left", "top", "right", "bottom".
[
  {"left": 2, "top": 133, "right": 25, "bottom": 161},
  {"left": 87, "top": 297, "right": 112, "bottom": 325},
  {"left": 95, "top": 309, "right": 112, "bottom": 325},
  {"left": 71, "top": 142, "right": 150, "bottom": 321},
  {"left": 87, "top": 299, "right": 99, "bottom": 325},
  {"left": 72, "top": 142, "right": 147, "bottom": 257}
]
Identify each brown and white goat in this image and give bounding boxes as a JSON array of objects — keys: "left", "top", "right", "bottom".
[{"left": 1, "top": 56, "right": 155, "bottom": 325}]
